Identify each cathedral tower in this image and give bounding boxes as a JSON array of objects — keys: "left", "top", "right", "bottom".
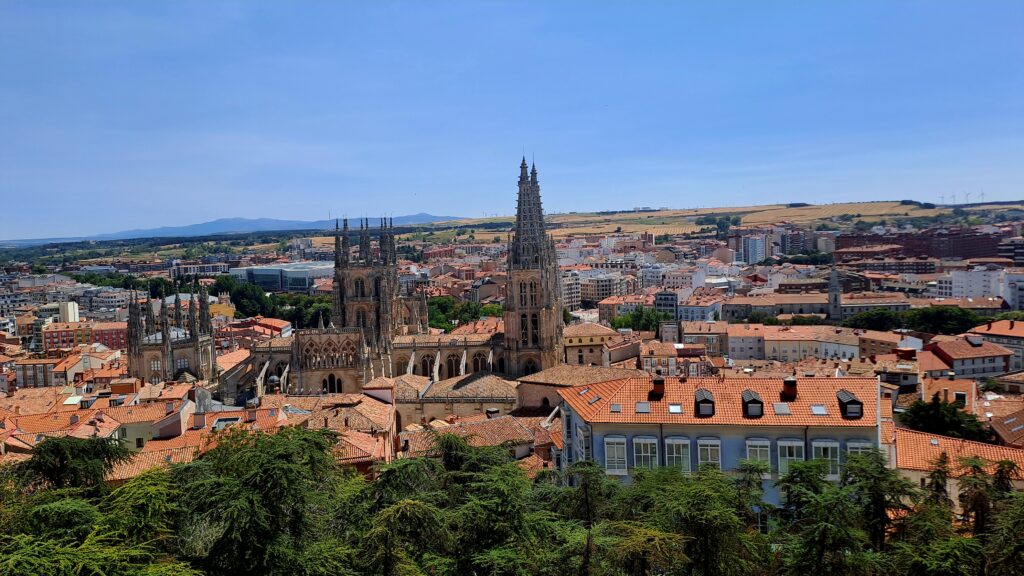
[{"left": 504, "top": 158, "right": 564, "bottom": 376}]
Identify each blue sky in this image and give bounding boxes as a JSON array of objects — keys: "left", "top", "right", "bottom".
[{"left": 1, "top": 1, "right": 1022, "bottom": 239}]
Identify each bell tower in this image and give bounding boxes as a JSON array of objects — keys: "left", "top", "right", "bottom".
[{"left": 504, "top": 158, "right": 564, "bottom": 377}]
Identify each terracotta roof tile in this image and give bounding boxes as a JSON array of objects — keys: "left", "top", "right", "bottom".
[
  {"left": 422, "top": 373, "right": 517, "bottom": 400},
  {"left": 560, "top": 376, "right": 878, "bottom": 428},
  {"left": 894, "top": 428, "right": 1024, "bottom": 475},
  {"left": 518, "top": 365, "right": 646, "bottom": 388},
  {"left": 400, "top": 415, "right": 534, "bottom": 456},
  {"left": 106, "top": 447, "right": 197, "bottom": 483}
]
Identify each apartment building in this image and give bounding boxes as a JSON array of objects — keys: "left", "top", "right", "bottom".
[{"left": 558, "top": 374, "right": 880, "bottom": 505}]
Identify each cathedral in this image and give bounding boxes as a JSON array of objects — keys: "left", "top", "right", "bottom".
[
  {"left": 127, "top": 288, "right": 218, "bottom": 385},
  {"left": 239, "top": 159, "right": 564, "bottom": 400}
]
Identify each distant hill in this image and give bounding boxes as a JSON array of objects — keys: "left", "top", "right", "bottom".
[{"left": 1, "top": 213, "right": 461, "bottom": 246}]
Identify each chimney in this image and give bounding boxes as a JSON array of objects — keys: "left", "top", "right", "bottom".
[
  {"left": 193, "top": 412, "right": 206, "bottom": 429},
  {"left": 943, "top": 388, "right": 949, "bottom": 402},
  {"left": 485, "top": 408, "right": 500, "bottom": 419},
  {"left": 70, "top": 414, "right": 79, "bottom": 425},
  {"left": 1011, "top": 320, "right": 1016, "bottom": 329},
  {"left": 652, "top": 369, "right": 665, "bottom": 397},
  {"left": 947, "top": 371, "right": 956, "bottom": 381},
  {"left": 781, "top": 376, "right": 798, "bottom": 402},
  {"left": 165, "top": 401, "right": 174, "bottom": 415},
  {"left": 987, "top": 321, "right": 993, "bottom": 330},
  {"left": 245, "top": 409, "right": 257, "bottom": 423}
]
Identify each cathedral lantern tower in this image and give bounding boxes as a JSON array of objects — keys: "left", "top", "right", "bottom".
[{"left": 503, "top": 158, "right": 564, "bottom": 377}]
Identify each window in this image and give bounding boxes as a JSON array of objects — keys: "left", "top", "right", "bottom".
[
  {"left": 697, "top": 438, "right": 721, "bottom": 469},
  {"left": 668, "top": 403, "right": 682, "bottom": 414},
  {"left": 778, "top": 441, "right": 805, "bottom": 475},
  {"left": 665, "top": 438, "right": 691, "bottom": 472},
  {"left": 175, "top": 358, "right": 189, "bottom": 370},
  {"left": 135, "top": 437, "right": 145, "bottom": 449},
  {"left": 847, "top": 441, "right": 875, "bottom": 457},
  {"left": 605, "top": 437, "right": 627, "bottom": 474},
  {"left": 698, "top": 402, "right": 714, "bottom": 416},
  {"left": 149, "top": 360, "right": 161, "bottom": 372},
  {"left": 746, "top": 439, "right": 771, "bottom": 471},
  {"left": 846, "top": 403, "right": 862, "bottom": 417},
  {"left": 812, "top": 440, "right": 841, "bottom": 479},
  {"left": 634, "top": 437, "right": 658, "bottom": 469},
  {"left": 576, "top": 426, "right": 592, "bottom": 460}
]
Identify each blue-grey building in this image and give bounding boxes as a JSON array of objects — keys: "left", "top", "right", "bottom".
[
  {"left": 557, "top": 374, "right": 881, "bottom": 505},
  {"left": 228, "top": 262, "right": 334, "bottom": 292}
]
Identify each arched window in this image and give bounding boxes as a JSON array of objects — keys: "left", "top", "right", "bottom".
[
  {"left": 520, "top": 314, "right": 529, "bottom": 344},
  {"left": 374, "top": 277, "right": 382, "bottom": 297},
  {"left": 472, "top": 352, "right": 486, "bottom": 372},
  {"left": 446, "top": 355, "right": 459, "bottom": 379},
  {"left": 303, "top": 343, "right": 319, "bottom": 369},
  {"left": 519, "top": 282, "right": 527, "bottom": 306},
  {"left": 577, "top": 349, "right": 584, "bottom": 364},
  {"left": 422, "top": 356, "right": 434, "bottom": 377},
  {"left": 523, "top": 359, "right": 538, "bottom": 376},
  {"left": 396, "top": 358, "right": 408, "bottom": 375},
  {"left": 531, "top": 313, "right": 539, "bottom": 345},
  {"left": 356, "top": 310, "right": 367, "bottom": 328},
  {"left": 341, "top": 340, "right": 356, "bottom": 367},
  {"left": 498, "top": 356, "right": 506, "bottom": 373},
  {"left": 355, "top": 279, "right": 366, "bottom": 298},
  {"left": 529, "top": 281, "right": 538, "bottom": 306}
]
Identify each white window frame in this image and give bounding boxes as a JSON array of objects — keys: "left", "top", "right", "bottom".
[
  {"left": 697, "top": 438, "right": 721, "bottom": 469},
  {"left": 846, "top": 440, "right": 875, "bottom": 458},
  {"left": 633, "top": 437, "right": 658, "bottom": 469},
  {"left": 665, "top": 437, "right": 691, "bottom": 473},
  {"left": 777, "top": 440, "right": 805, "bottom": 476},
  {"left": 604, "top": 436, "right": 628, "bottom": 475},
  {"left": 812, "top": 440, "right": 841, "bottom": 480},
  {"left": 745, "top": 438, "right": 772, "bottom": 478}
]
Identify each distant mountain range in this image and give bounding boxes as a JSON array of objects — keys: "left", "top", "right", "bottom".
[{"left": 0, "top": 213, "right": 462, "bottom": 247}]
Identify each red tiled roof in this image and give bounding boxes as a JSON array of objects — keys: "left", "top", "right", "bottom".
[
  {"left": 894, "top": 428, "right": 1024, "bottom": 475},
  {"left": 928, "top": 337, "right": 1012, "bottom": 360},
  {"left": 969, "top": 320, "right": 1024, "bottom": 339},
  {"left": 559, "top": 376, "right": 878, "bottom": 428},
  {"left": 106, "top": 447, "right": 198, "bottom": 483},
  {"left": 400, "top": 415, "right": 534, "bottom": 456}
]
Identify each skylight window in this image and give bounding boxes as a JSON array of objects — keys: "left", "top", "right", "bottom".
[
  {"left": 668, "top": 403, "right": 682, "bottom": 414},
  {"left": 773, "top": 402, "right": 791, "bottom": 415},
  {"left": 635, "top": 402, "right": 651, "bottom": 414},
  {"left": 588, "top": 395, "right": 601, "bottom": 405},
  {"left": 578, "top": 388, "right": 590, "bottom": 396},
  {"left": 610, "top": 404, "right": 621, "bottom": 413},
  {"left": 810, "top": 404, "right": 828, "bottom": 416}
]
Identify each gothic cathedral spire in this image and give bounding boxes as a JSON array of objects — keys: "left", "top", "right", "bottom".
[{"left": 504, "top": 158, "right": 564, "bottom": 377}]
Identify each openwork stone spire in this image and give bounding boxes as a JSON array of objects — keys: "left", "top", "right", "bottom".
[{"left": 510, "top": 157, "right": 552, "bottom": 270}]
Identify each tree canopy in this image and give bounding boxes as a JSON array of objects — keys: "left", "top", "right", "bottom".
[{"left": 2, "top": 430, "right": 1022, "bottom": 575}]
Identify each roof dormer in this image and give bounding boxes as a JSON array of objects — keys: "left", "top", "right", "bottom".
[
  {"left": 742, "top": 389, "right": 763, "bottom": 418},
  {"left": 837, "top": 389, "right": 863, "bottom": 419},
  {"left": 695, "top": 388, "right": 715, "bottom": 417}
]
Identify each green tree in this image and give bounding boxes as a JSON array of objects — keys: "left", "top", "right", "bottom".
[
  {"left": 18, "top": 437, "right": 131, "bottom": 490},
  {"left": 843, "top": 308, "right": 903, "bottom": 331},
  {"left": 902, "top": 307, "right": 982, "bottom": 335},
  {"left": 986, "top": 493, "right": 1024, "bottom": 575},
  {"left": 898, "top": 394, "right": 991, "bottom": 442},
  {"left": 841, "top": 450, "right": 917, "bottom": 551}
]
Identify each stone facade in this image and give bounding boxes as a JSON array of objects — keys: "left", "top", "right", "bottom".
[{"left": 241, "top": 160, "right": 564, "bottom": 404}]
